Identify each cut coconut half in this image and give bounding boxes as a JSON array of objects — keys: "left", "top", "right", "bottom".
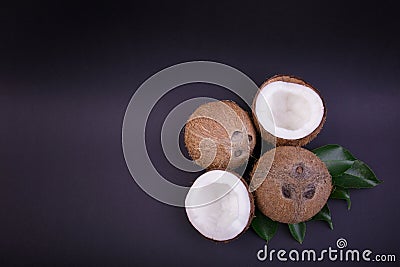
[
  {"left": 185, "top": 170, "right": 254, "bottom": 242},
  {"left": 253, "top": 75, "right": 326, "bottom": 146}
]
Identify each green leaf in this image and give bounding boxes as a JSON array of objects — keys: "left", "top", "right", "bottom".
[
  {"left": 330, "top": 186, "right": 351, "bottom": 210},
  {"left": 251, "top": 209, "right": 278, "bottom": 243},
  {"left": 323, "top": 160, "right": 354, "bottom": 176},
  {"left": 311, "top": 204, "right": 333, "bottom": 229},
  {"left": 288, "top": 222, "right": 306, "bottom": 244},
  {"left": 312, "top": 144, "right": 356, "bottom": 161},
  {"left": 333, "top": 160, "right": 382, "bottom": 189}
]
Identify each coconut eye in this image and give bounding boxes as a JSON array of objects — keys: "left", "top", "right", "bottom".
[
  {"left": 234, "top": 150, "right": 242, "bottom": 157},
  {"left": 292, "top": 163, "right": 306, "bottom": 178},
  {"left": 248, "top": 135, "right": 253, "bottom": 142},
  {"left": 303, "top": 185, "right": 316, "bottom": 199},
  {"left": 296, "top": 166, "right": 303, "bottom": 174},
  {"left": 231, "top": 131, "right": 243, "bottom": 142},
  {"left": 281, "top": 184, "right": 292, "bottom": 199}
]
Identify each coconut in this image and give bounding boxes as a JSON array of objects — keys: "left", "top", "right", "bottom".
[
  {"left": 252, "top": 146, "right": 332, "bottom": 224},
  {"left": 184, "top": 100, "right": 256, "bottom": 170},
  {"left": 252, "top": 75, "right": 326, "bottom": 146},
  {"left": 185, "top": 170, "right": 254, "bottom": 242}
]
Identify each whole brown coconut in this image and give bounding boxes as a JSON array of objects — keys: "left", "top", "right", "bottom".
[
  {"left": 184, "top": 100, "right": 256, "bottom": 170},
  {"left": 252, "top": 75, "right": 327, "bottom": 147},
  {"left": 252, "top": 146, "right": 332, "bottom": 224}
]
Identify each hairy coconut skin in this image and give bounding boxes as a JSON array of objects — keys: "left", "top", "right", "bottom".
[
  {"left": 184, "top": 100, "right": 256, "bottom": 170},
  {"left": 252, "top": 146, "right": 332, "bottom": 224},
  {"left": 252, "top": 75, "right": 327, "bottom": 147}
]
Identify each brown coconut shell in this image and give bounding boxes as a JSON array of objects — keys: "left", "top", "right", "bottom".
[
  {"left": 252, "top": 146, "right": 332, "bottom": 224},
  {"left": 184, "top": 100, "right": 256, "bottom": 170},
  {"left": 252, "top": 75, "right": 327, "bottom": 147}
]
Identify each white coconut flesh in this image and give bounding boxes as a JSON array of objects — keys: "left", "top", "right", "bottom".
[
  {"left": 185, "top": 170, "right": 251, "bottom": 241},
  {"left": 255, "top": 81, "right": 324, "bottom": 140}
]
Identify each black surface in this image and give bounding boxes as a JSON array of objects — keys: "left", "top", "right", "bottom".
[{"left": 1, "top": 1, "right": 399, "bottom": 266}]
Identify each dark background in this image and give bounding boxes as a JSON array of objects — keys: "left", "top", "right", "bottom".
[{"left": 1, "top": 1, "right": 399, "bottom": 266}]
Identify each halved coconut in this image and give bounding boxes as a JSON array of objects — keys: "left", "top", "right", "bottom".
[
  {"left": 185, "top": 170, "right": 254, "bottom": 242},
  {"left": 253, "top": 75, "right": 326, "bottom": 146}
]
